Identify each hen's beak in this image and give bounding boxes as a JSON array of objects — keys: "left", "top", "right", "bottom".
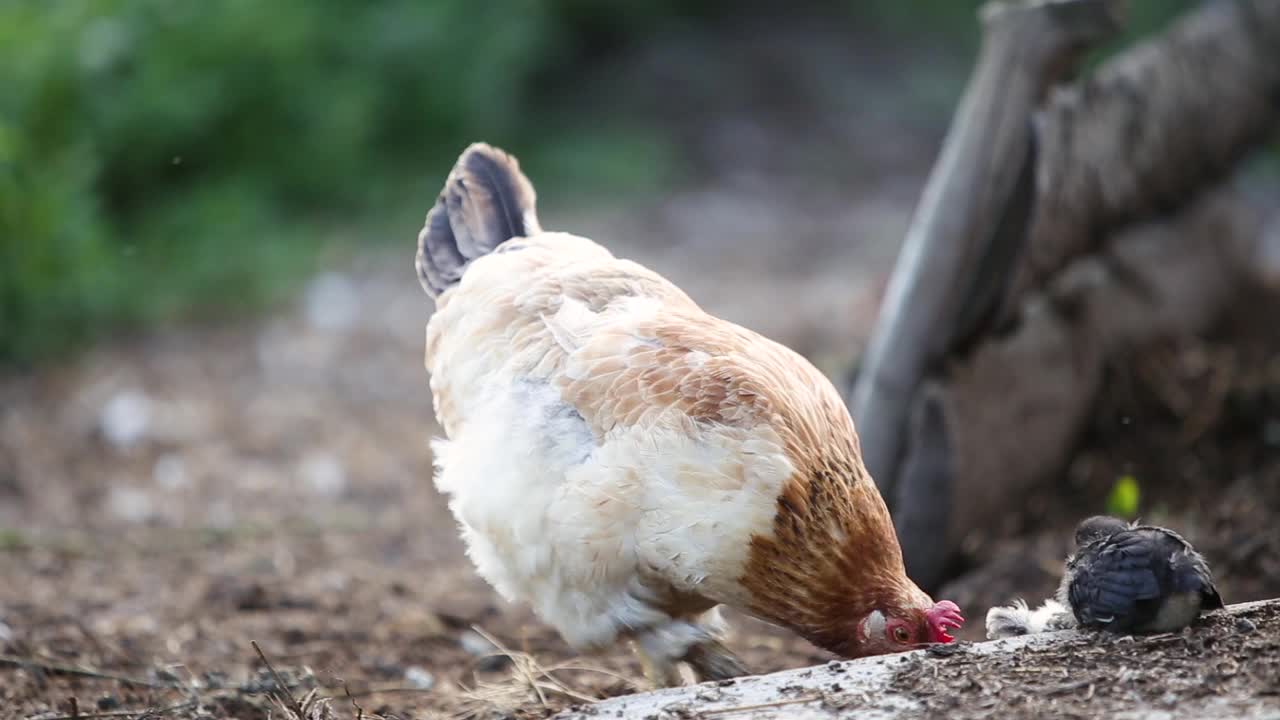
[{"left": 926, "top": 600, "right": 965, "bottom": 643}]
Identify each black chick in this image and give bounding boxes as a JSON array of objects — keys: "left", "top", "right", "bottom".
[{"left": 1064, "top": 515, "right": 1223, "bottom": 633}]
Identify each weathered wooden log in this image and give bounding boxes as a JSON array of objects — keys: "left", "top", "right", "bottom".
[
  {"left": 860, "top": 0, "right": 1280, "bottom": 509},
  {"left": 1002, "top": 0, "right": 1280, "bottom": 314},
  {"left": 896, "top": 186, "right": 1279, "bottom": 586},
  {"left": 896, "top": 1, "right": 1280, "bottom": 586},
  {"left": 850, "top": 0, "right": 1122, "bottom": 499},
  {"left": 555, "top": 599, "right": 1280, "bottom": 720},
  {"left": 862, "top": 0, "right": 1280, "bottom": 588}
]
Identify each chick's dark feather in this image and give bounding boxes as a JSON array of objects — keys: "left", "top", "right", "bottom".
[
  {"left": 1073, "top": 515, "right": 1129, "bottom": 547},
  {"left": 1064, "top": 521, "right": 1222, "bottom": 633}
]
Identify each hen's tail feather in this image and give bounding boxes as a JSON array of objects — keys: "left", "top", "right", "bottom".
[
  {"left": 416, "top": 197, "right": 463, "bottom": 296},
  {"left": 416, "top": 142, "right": 541, "bottom": 297}
]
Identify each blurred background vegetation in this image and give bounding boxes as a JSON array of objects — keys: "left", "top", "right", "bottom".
[{"left": 0, "top": 0, "right": 1194, "bottom": 365}]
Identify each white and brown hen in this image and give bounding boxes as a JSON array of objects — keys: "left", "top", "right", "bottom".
[{"left": 415, "top": 143, "right": 963, "bottom": 686}]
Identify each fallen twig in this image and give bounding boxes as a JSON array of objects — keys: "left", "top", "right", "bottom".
[
  {"left": 339, "top": 685, "right": 441, "bottom": 698},
  {"left": 1044, "top": 679, "right": 1094, "bottom": 696},
  {"left": 470, "top": 626, "right": 599, "bottom": 705},
  {"left": 546, "top": 664, "right": 643, "bottom": 691},
  {"left": 700, "top": 694, "right": 825, "bottom": 716},
  {"left": 0, "top": 654, "right": 179, "bottom": 689},
  {"left": 453, "top": 625, "right": 607, "bottom": 719},
  {"left": 24, "top": 699, "right": 197, "bottom": 720},
  {"left": 470, "top": 627, "right": 549, "bottom": 707},
  {"left": 343, "top": 684, "right": 366, "bottom": 720},
  {"left": 252, "top": 640, "right": 306, "bottom": 719}
]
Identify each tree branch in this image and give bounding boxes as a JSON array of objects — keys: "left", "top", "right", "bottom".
[{"left": 896, "top": 183, "right": 1276, "bottom": 585}]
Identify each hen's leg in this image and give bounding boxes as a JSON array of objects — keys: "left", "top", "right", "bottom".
[
  {"left": 682, "top": 637, "right": 748, "bottom": 681},
  {"left": 680, "top": 608, "right": 747, "bottom": 681},
  {"left": 633, "top": 613, "right": 748, "bottom": 687},
  {"left": 632, "top": 638, "right": 683, "bottom": 688}
]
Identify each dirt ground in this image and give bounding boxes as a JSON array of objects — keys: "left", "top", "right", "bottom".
[
  {"left": 4, "top": 19, "right": 1280, "bottom": 719},
  {"left": 891, "top": 600, "right": 1280, "bottom": 720},
  {"left": 560, "top": 599, "right": 1280, "bottom": 720}
]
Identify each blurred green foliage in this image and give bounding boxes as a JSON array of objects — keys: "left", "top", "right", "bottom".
[
  {"left": 0, "top": 0, "right": 1215, "bottom": 365},
  {"left": 0, "top": 0, "right": 693, "bottom": 363}
]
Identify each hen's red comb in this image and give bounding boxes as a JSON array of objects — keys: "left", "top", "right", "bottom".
[{"left": 926, "top": 600, "right": 964, "bottom": 643}]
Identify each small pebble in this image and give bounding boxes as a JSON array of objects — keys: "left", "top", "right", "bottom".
[
  {"left": 457, "top": 629, "right": 513, "bottom": 672},
  {"left": 107, "top": 486, "right": 155, "bottom": 524},
  {"left": 99, "top": 389, "right": 152, "bottom": 449},
  {"left": 404, "top": 665, "right": 435, "bottom": 690},
  {"left": 1235, "top": 617, "right": 1256, "bottom": 634},
  {"left": 459, "top": 630, "right": 494, "bottom": 657},
  {"left": 299, "top": 451, "right": 347, "bottom": 497},
  {"left": 455, "top": 627, "right": 509, "bottom": 671},
  {"left": 153, "top": 453, "right": 188, "bottom": 490}
]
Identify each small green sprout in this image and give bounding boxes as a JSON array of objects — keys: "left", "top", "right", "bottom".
[{"left": 1106, "top": 475, "right": 1141, "bottom": 519}]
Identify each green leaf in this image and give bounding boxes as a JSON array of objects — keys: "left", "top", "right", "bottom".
[{"left": 1106, "top": 475, "right": 1141, "bottom": 519}]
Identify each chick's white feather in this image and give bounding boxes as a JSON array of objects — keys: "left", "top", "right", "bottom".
[{"left": 986, "top": 598, "right": 1075, "bottom": 639}]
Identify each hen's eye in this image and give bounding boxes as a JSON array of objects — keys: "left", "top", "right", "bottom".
[{"left": 893, "top": 626, "right": 910, "bottom": 643}]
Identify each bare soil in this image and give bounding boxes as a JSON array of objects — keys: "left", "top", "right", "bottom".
[
  {"left": 556, "top": 601, "right": 1280, "bottom": 720},
  {"left": 891, "top": 601, "right": 1280, "bottom": 720}
]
